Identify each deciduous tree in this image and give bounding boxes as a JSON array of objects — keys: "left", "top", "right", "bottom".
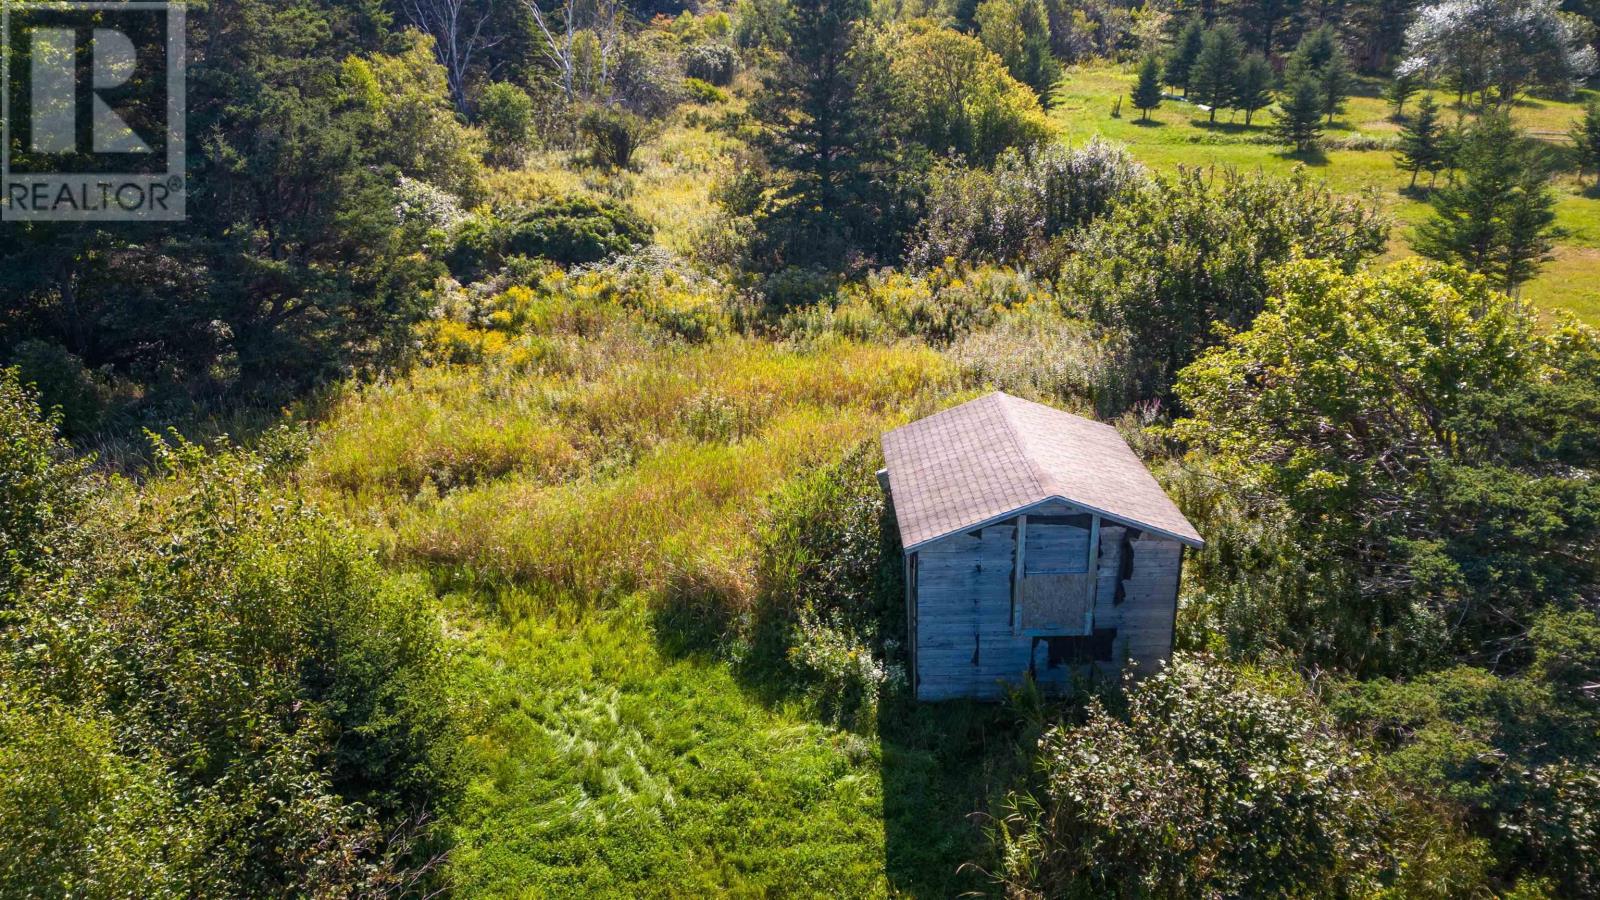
[
  {"left": 976, "top": 0, "right": 1063, "bottom": 99},
  {"left": 1401, "top": 0, "right": 1597, "bottom": 106}
]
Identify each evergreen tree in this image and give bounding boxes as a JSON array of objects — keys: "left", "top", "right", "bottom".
[
  {"left": 1272, "top": 74, "right": 1325, "bottom": 152},
  {"left": 1415, "top": 113, "right": 1557, "bottom": 291},
  {"left": 1437, "top": 122, "right": 1466, "bottom": 183},
  {"left": 1235, "top": 53, "right": 1274, "bottom": 125},
  {"left": 1285, "top": 25, "right": 1338, "bottom": 79},
  {"left": 1395, "top": 93, "right": 1444, "bottom": 188},
  {"left": 1385, "top": 70, "right": 1419, "bottom": 119},
  {"left": 1318, "top": 48, "right": 1352, "bottom": 124},
  {"left": 1190, "top": 25, "right": 1243, "bottom": 123},
  {"left": 1132, "top": 55, "right": 1164, "bottom": 120},
  {"left": 977, "top": 0, "right": 1061, "bottom": 99},
  {"left": 1165, "top": 19, "right": 1205, "bottom": 95},
  {"left": 1570, "top": 98, "right": 1600, "bottom": 186},
  {"left": 750, "top": 0, "right": 898, "bottom": 270},
  {"left": 1285, "top": 26, "right": 1351, "bottom": 126}
]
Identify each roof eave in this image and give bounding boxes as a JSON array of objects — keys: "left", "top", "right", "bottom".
[{"left": 899, "top": 494, "right": 1204, "bottom": 553}]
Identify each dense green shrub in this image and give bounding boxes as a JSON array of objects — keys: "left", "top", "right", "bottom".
[
  {"left": 1327, "top": 610, "right": 1600, "bottom": 895},
  {"left": 755, "top": 443, "right": 901, "bottom": 639},
  {"left": 751, "top": 443, "right": 905, "bottom": 728},
  {"left": 476, "top": 81, "right": 537, "bottom": 167},
  {"left": 580, "top": 105, "right": 656, "bottom": 170},
  {"left": 684, "top": 76, "right": 729, "bottom": 104},
  {"left": 1064, "top": 166, "right": 1388, "bottom": 403},
  {"left": 910, "top": 139, "right": 1144, "bottom": 269},
  {"left": 0, "top": 412, "right": 464, "bottom": 895},
  {"left": 6, "top": 341, "right": 116, "bottom": 438},
  {"left": 683, "top": 42, "right": 739, "bottom": 85},
  {"left": 996, "top": 658, "right": 1427, "bottom": 898},
  {"left": 0, "top": 692, "right": 184, "bottom": 896},
  {"left": 1175, "top": 259, "right": 1600, "bottom": 675},
  {"left": 449, "top": 197, "right": 652, "bottom": 278},
  {"left": 0, "top": 370, "right": 88, "bottom": 597}
]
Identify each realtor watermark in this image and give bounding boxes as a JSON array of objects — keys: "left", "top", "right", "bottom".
[{"left": 2, "top": 0, "right": 184, "bottom": 221}]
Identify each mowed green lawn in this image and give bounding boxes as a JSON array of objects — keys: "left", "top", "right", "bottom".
[{"left": 1051, "top": 63, "right": 1600, "bottom": 324}]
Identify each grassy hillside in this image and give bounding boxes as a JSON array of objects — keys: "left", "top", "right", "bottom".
[
  {"left": 297, "top": 240, "right": 1034, "bottom": 893},
  {"left": 1051, "top": 63, "right": 1600, "bottom": 323}
]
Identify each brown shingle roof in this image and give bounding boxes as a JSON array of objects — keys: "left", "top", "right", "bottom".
[{"left": 881, "top": 393, "right": 1203, "bottom": 550}]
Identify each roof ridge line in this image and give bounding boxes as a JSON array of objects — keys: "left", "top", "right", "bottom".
[{"left": 993, "top": 393, "right": 1055, "bottom": 499}]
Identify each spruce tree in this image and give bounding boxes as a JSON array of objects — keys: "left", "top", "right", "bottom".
[
  {"left": 1165, "top": 19, "right": 1205, "bottom": 95},
  {"left": 1285, "top": 25, "right": 1337, "bottom": 80},
  {"left": 1190, "top": 25, "right": 1242, "bottom": 123},
  {"left": 1386, "top": 71, "right": 1419, "bottom": 119},
  {"left": 1437, "top": 123, "right": 1465, "bottom": 184},
  {"left": 750, "top": 0, "right": 896, "bottom": 270},
  {"left": 1132, "top": 55, "right": 1164, "bottom": 121},
  {"left": 1395, "top": 93, "right": 1443, "bottom": 188},
  {"left": 1319, "top": 49, "right": 1352, "bottom": 124},
  {"left": 1414, "top": 113, "right": 1556, "bottom": 291},
  {"left": 1570, "top": 98, "right": 1600, "bottom": 186},
  {"left": 1285, "top": 26, "right": 1351, "bottom": 126},
  {"left": 1234, "top": 53, "right": 1273, "bottom": 125},
  {"left": 1272, "top": 74, "right": 1325, "bottom": 152}
]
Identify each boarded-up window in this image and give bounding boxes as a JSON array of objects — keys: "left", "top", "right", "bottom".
[
  {"left": 1019, "top": 516, "right": 1095, "bottom": 634},
  {"left": 1019, "top": 574, "right": 1094, "bottom": 633}
]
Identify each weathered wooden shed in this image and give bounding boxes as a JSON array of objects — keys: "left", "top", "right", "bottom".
[{"left": 880, "top": 392, "right": 1203, "bottom": 701}]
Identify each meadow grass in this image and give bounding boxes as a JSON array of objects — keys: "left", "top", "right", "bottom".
[
  {"left": 1051, "top": 63, "right": 1600, "bottom": 322},
  {"left": 394, "top": 405, "right": 894, "bottom": 603},
  {"left": 484, "top": 97, "right": 744, "bottom": 257},
  {"left": 440, "top": 589, "right": 1016, "bottom": 898},
  {"left": 303, "top": 293, "right": 1026, "bottom": 894},
  {"left": 444, "top": 594, "right": 890, "bottom": 897},
  {"left": 308, "top": 335, "right": 951, "bottom": 508}
]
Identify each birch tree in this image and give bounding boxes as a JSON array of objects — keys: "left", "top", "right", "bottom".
[
  {"left": 399, "top": 0, "right": 504, "bottom": 110},
  {"left": 521, "top": 0, "right": 629, "bottom": 106}
]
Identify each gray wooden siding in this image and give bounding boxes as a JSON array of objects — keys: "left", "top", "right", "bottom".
[{"left": 913, "top": 501, "right": 1184, "bottom": 700}]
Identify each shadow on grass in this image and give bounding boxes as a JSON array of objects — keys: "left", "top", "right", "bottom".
[
  {"left": 651, "top": 586, "right": 1031, "bottom": 895},
  {"left": 878, "top": 694, "right": 1030, "bottom": 897},
  {"left": 1276, "top": 146, "right": 1331, "bottom": 166},
  {"left": 1130, "top": 117, "right": 1165, "bottom": 127},
  {"left": 1398, "top": 182, "right": 1438, "bottom": 201},
  {"left": 1189, "top": 118, "right": 1263, "bottom": 135}
]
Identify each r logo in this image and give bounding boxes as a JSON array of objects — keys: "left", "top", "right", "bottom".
[
  {"left": 2, "top": 1, "right": 185, "bottom": 221},
  {"left": 30, "top": 27, "right": 153, "bottom": 154}
]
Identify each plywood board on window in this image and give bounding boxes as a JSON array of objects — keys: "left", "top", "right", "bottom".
[{"left": 1019, "top": 573, "right": 1094, "bottom": 634}]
